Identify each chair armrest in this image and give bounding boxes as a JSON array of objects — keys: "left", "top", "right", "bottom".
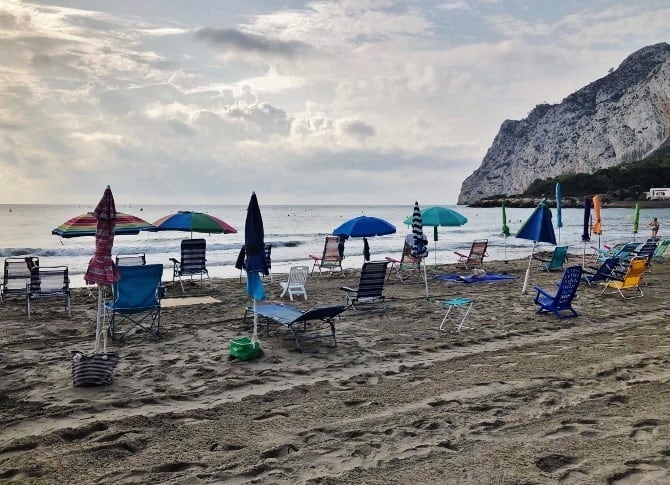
[
  {"left": 453, "top": 251, "right": 467, "bottom": 258},
  {"left": 309, "top": 255, "right": 320, "bottom": 261},
  {"left": 385, "top": 257, "right": 400, "bottom": 264},
  {"left": 169, "top": 258, "right": 179, "bottom": 264},
  {"left": 340, "top": 286, "right": 357, "bottom": 293},
  {"left": 533, "top": 286, "right": 554, "bottom": 299}
]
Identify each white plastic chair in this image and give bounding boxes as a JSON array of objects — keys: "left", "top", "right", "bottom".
[{"left": 280, "top": 266, "right": 308, "bottom": 301}]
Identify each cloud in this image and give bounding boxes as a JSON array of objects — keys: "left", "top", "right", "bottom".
[{"left": 194, "top": 27, "right": 310, "bottom": 58}]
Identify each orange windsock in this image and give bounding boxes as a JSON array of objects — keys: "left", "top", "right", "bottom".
[{"left": 592, "top": 195, "right": 602, "bottom": 235}]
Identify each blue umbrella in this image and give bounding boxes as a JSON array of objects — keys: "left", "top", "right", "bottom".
[
  {"left": 244, "top": 192, "right": 266, "bottom": 355},
  {"left": 333, "top": 215, "right": 396, "bottom": 238},
  {"left": 516, "top": 200, "right": 557, "bottom": 294}
]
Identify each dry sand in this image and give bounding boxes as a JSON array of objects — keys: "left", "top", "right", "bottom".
[{"left": 1, "top": 255, "right": 669, "bottom": 484}]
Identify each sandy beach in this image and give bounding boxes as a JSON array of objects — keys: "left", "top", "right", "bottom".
[{"left": 1, "top": 255, "right": 669, "bottom": 484}]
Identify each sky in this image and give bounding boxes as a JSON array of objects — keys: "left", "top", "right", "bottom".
[{"left": 1, "top": 0, "right": 669, "bottom": 206}]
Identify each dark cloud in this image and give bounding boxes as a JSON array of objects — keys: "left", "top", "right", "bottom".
[
  {"left": 341, "top": 120, "right": 376, "bottom": 139},
  {"left": 195, "top": 28, "right": 308, "bottom": 58}
]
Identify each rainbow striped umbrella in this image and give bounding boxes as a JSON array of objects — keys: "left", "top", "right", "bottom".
[{"left": 53, "top": 212, "right": 155, "bottom": 238}]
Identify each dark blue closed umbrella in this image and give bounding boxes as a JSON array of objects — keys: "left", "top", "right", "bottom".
[
  {"left": 516, "top": 200, "right": 557, "bottom": 294},
  {"left": 245, "top": 192, "right": 268, "bottom": 276},
  {"left": 581, "top": 197, "right": 592, "bottom": 265}
]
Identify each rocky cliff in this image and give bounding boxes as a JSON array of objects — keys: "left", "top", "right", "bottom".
[{"left": 458, "top": 42, "right": 670, "bottom": 205}]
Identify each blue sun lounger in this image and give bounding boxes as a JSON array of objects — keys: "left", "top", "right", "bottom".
[{"left": 243, "top": 303, "right": 347, "bottom": 352}]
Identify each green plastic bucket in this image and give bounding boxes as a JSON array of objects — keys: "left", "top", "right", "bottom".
[{"left": 229, "top": 337, "right": 261, "bottom": 361}]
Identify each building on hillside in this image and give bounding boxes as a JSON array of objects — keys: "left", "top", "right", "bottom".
[{"left": 647, "top": 188, "right": 670, "bottom": 199}]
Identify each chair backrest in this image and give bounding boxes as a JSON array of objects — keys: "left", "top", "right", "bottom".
[
  {"left": 620, "top": 257, "right": 647, "bottom": 288},
  {"left": 653, "top": 239, "right": 670, "bottom": 260},
  {"left": 180, "top": 239, "right": 207, "bottom": 274},
  {"left": 467, "top": 239, "right": 488, "bottom": 264},
  {"left": 553, "top": 265, "right": 582, "bottom": 309},
  {"left": 592, "top": 257, "right": 620, "bottom": 281},
  {"left": 264, "top": 243, "right": 272, "bottom": 270},
  {"left": 614, "top": 242, "right": 640, "bottom": 260},
  {"left": 2, "top": 257, "right": 39, "bottom": 295},
  {"left": 288, "top": 266, "right": 309, "bottom": 285},
  {"left": 635, "top": 241, "right": 658, "bottom": 262},
  {"left": 321, "top": 236, "right": 342, "bottom": 263},
  {"left": 546, "top": 246, "right": 569, "bottom": 270},
  {"left": 29, "top": 266, "right": 69, "bottom": 296},
  {"left": 116, "top": 253, "right": 146, "bottom": 266},
  {"left": 356, "top": 261, "right": 389, "bottom": 299},
  {"left": 400, "top": 240, "right": 421, "bottom": 266},
  {"left": 111, "top": 264, "right": 163, "bottom": 310}
]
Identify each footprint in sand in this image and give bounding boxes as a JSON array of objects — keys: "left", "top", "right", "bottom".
[
  {"left": 544, "top": 419, "right": 601, "bottom": 439},
  {"left": 629, "top": 418, "right": 661, "bottom": 443}
]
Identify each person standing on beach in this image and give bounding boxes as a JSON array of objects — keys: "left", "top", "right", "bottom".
[{"left": 649, "top": 217, "right": 660, "bottom": 239}]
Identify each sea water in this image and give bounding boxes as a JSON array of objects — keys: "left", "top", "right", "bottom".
[{"left": 0, "top": 204, "right": 667, "bottom": 288}]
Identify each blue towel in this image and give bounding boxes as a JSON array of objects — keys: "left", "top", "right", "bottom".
[{"left": 436, "top": 273, "right": 517, "bottom": 284}]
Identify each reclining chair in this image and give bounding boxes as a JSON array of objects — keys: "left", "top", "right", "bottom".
[
  {"left": 534, "top": 245, "right": 568, "bottom": 272},
  {"left": 105, "top": 264, "right": 165, "bottom": 339},
  {"left": 341, "top": 260, "right": 389, "bottom": 310},
  {"left": 310, "top": 235, "right": 344, "bottom": 276},
  {"left": 454, "top": 239, "right": 488, "bottom": 269},
  {"left": 533, "top": 265, "right": 582, "bottom": 319},
  {"left": 26, "top": 265, "right": 71, "bottom": 319},
  {"left": 385, "top": 237, "right": 425, "bottom": 283},
  {"left": 170, "top": 239, "right": 211, "bottom": 292},
  {"left": 1, "top": 256, "right": 39, "bottom": 302}
]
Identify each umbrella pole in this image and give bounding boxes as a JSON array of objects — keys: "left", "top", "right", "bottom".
[
  {"left": 252, "top": 297, "right": 258, "bottom": 343},
  {"left": 522, "top": 242, "right": 537, "bottom": 294},
  {"left": 423, "top": 260, "right": 429, "bottom": 299},
  {"left": 504, "top": 235, "right": 508, "bottom": 262}
]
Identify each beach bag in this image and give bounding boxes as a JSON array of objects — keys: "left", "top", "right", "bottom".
[
  {"left": 229, "top": 336, "right": 261, "bottom": 361},
  {"left": 70, "top": 351, "right": 119, "bottom": 386},
  {"left": 71, "top": 312, "right": 119, "bottom": 387}
]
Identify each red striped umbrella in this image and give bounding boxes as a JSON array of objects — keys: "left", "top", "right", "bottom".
[
  {"left": 84, "top": 186, "right": 120, "bottom": 285},
  {"left": 53, "top": 212, "right": 155, "bottom": 238}
]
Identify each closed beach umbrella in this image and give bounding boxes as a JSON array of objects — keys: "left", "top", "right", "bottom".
[
  {"left": 53, "top": 212, "right": 155, "bottom": 238},
  {"left": 245, "top": 192, "right": 267, "bottom": 349},
  {"left": 632, "top": 202, "right": 641, "bottom": 241},
  {"left": 403, "top": 206, "right": 467, "bottom": 265},
  {"left": 84, "top": 186, "right": 121, "bottom": 351},
  {"left": 592, "top": 195, "right": 603, "bottom": 236},
  {"left": 411, "top": 201, "right": 429, "bottom": 298},
  {"left": 555, "top": 183, "right": 563, "bottom": 243},
  {"left": 152, "top": 211, "right": 237, "bottom": 238},
  {"left": 581, "top": 197, "right": 592, "bottom": 265},
  {"left": 502, "top": 200, "right": 510, "bottom": 260},
  {"left": 516, "top": 200, "right": 556, "bottom": 294}
]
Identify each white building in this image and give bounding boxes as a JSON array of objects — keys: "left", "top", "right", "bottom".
[{"left": 648, "top": 188, "right": 670, "bottom": 199}]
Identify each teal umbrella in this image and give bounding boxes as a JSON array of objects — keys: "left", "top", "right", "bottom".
[{"left": 403, "top": 206, "right": 467, "bottom": 265}]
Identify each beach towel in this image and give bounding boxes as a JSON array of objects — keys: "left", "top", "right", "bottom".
[{"left": 436, "top": 273, "right": 517, "bottom": 284}]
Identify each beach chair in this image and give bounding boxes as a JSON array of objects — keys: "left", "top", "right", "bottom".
[
  {"left": 611, "top": 242, "right": 641, "bottom": 266},
  {"left": 341, "top": 260, "right": 389, "bottom": 310},
  {"left": 385, "top": 237, "right": 425, "bottom": 283},
  {"left": 115, "top": 253, "right": 146, "bottom": 266},
  {"left": 454, "top": 239, "right": 488, "bottom": 269},
  {"left": 534, "top": 245, "right": 568, "bottom": 272},
  {"left": 602, "top": 256, "right": 646, "bottom": 299},
  {"left": 533, "top": 265, "right": 582, "bottom": 319},
  {"left": 243, "top": 303, "right": 347, "bottom": 352},
  {"left": 310, "top": 235, "right": 344, "bottom": 276},
  {"left": 1, "top": 256, "right": 39, "bottom": 303},
  {"left": 582, "top": 257, "right": 620, "bottom": 286},
  {"left": 279, "top": 265, "right": 309, "bottom": 301},
  {"left": 105, "top": 264, "right": 165, "bottom": 340},
  {"left": 170, "top": 238, "right": 211, "bottom": 293},
  {"left": 652, "top": 239, "right": 670, "bottom": 262},
  {"left": 26, "top": 266, "right": 71, "bottom": 319}
]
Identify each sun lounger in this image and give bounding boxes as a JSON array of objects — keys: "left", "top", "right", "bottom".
[{"left": 243, "top": 303, "right": 347, "bottom": 352}]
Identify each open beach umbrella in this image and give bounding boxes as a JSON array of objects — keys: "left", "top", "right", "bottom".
[
  {"left": 516, "top": 200, "right": 556, "bottom": 294},
  {"left": 501, "top": 200, "right": 510, "bottom": 260},
  {"left": 411, "top": 201, "right": 429, "bottom": 298},
  {"left": 245, "top": 192, "right": 267, "bottom": 353},
  {"left": 52, "top": 211, "right": 155, "bottom": 238},
  {"left": 403, "top": 206, "right": 468, "bottom": 265},
  {"left": 152, "top": 211, "right": 237, "bottom": 238},
  {"left": 632, "top": 202, "right": 641, "bottom": 241},
  {"left": 333, "top": 215, "right": 396, "bottom": 261},
  {"left": 592, "top": 195, "right": 603, "bottom": 249},
  {"left": 555, "top": 183, "right": 563, "bottom": 244},
  {"left": 581, "top": 197, "right": 592, "bottom": 265},
  {"left": 84, "top": 186, "right": 121, "bottom": 352}
]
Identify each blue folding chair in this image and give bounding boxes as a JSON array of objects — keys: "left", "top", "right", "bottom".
[
  {"left": 105, "top": 264, "right": 165, "bottom": 340},
  {"left": 582, "top": 257, "right": 620, "bottom": 286},
  {"left": 533, "top": 265, "right": 582, "bottom": 319}
]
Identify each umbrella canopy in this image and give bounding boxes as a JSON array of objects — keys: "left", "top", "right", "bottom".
[
  {"left": 501, "top": 201, "right": 510, "bottom": 237},
  {"left": 633, "top": 202, "right": 641, "bottom": 240},
  {"left": 516, "top": 201, "right": 556, "bottom": 294},
  {"left": 152, "top": 211, "right": 237, "bottom": 236},
  {"left": 333, "top": 215, "right": 396, "bottom": 238},
  {"left": 581, "top": 197, "right": 592, "bottom": 243},
  {"left": 53, "top": 211, "right": 155, "bottom": 238},
  {"left": 555, "top": 183, "right": 563, "bottom": 229},
  {"left": 84, "top": 186, "right": 121, "bottom": 285},
  {"left": 592, "top": 195, "right": 603, "bottom": 236},
  {"left": 516, "top": 201, "right": 557, "bottom": 246},
  {"left": 403, "top": 206, "right": 468, "bottom": 240}
]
